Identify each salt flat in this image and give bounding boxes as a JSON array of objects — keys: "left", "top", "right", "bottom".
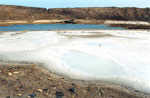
[{"left": 0, "top": 30, "right": 150, "bottom": 94}]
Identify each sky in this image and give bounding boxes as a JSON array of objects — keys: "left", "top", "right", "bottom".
[{"left": 0, "top": 0, "right": 150, "bottom": 8}]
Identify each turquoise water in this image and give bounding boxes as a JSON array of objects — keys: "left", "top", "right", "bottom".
[
  {"left": 63, "top": 52, "right": 124, "bottom": 76},
  {"left": 0, "top": 24, "right": 126, "bottom": 31}
]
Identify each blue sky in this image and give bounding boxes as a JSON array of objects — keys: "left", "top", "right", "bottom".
[{"left": 0, "top": 0, "right": 150, "bottom": 8}]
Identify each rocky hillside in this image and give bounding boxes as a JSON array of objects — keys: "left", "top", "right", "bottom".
[
  {"left": 0, "top": 5, "right": 150, "bottom": 21},
  {"left": 48, "top": 7, "right": 150, "bottom": 21}
]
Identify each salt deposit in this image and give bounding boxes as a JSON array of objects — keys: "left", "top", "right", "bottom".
[
  {"left": 105, "top": 20, "right": 150, "bottom": 25},
  {"left": 0, "top": 30, "right": 150, "bottom": 94}
]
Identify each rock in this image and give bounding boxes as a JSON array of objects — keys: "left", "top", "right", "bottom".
[
  {"left": 64, "top": 20, "right": 75, "bottom": 24},
  {"left": 6, "top": 96, "right": 10, "bottom": 98},
  {"left": 36, "top": 89, "right": 43, "bottom": 93},
  {"left": 99, "top": 89, "right": 105, "bottom": 97},
  {"left": 19, "top": 85, "right": 24, "bottom": 89},
  {"left": 58, "top": 83, "right": 61, "bottom": 85},
  {"left": 71, "top": 96, "right": 75, "bottom": 98},
  {"left": 28, "top": 94, "right": 36, "bottom": 98},
  {"left": 68, "top": 88, "right": 76, "bottom": 93},
  {"left": 8, "top": 72, "right": 13, "bottom": 76},
  {"left": 43, "top": 88, "right": 48, "bottom": 91},
  {"left": 17, "top": 94, "right": 22, "bottom": 96},
  {"left": 55, "top": 91, "right": 64, "bottom": 98}
]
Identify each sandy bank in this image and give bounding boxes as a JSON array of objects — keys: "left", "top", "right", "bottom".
[{"left": 0, "top": 20, "right": 64, "bottom": 26}]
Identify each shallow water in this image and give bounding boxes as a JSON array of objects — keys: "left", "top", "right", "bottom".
[
  {"left": 0, "top": 24, "right": 126, "bottom": 31},
  {"left": 63, "top": 52, "right": 123, "bottom": 76}
]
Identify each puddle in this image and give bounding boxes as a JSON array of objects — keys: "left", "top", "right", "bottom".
[{"left": 63, "top": 52, "right": 124, "bottom": 76}]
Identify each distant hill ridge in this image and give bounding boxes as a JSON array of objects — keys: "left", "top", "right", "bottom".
[{"left": 0, "top": 5, "right": 150, "bottom": 21}]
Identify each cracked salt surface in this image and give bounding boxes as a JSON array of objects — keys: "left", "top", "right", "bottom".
[{"left": 0, "top": 30, "right": 150, "bottom": 94}]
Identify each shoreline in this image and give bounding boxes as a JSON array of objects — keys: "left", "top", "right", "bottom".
[
  {"left": 0, "top": 19, "right": 150, "bottom": 29},
  {"left": 0, "top": 62, "right": 149, "bottom": 98}
]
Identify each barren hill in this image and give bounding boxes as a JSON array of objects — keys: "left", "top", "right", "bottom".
[{"left": 0, "top": 5, "right": 150, "bottom": 21}]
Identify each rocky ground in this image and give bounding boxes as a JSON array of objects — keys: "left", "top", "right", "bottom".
[{"left": 0, "top": 63, "right": 149, "bottom": 98}]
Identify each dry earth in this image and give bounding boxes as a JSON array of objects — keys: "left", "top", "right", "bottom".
[{"left": 0, "top": 63, "right": 149, "bottom": 98}]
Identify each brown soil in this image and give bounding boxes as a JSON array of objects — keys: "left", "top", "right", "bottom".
[{"left": 0, "top": 63, "right": 149, "bottom": 98}]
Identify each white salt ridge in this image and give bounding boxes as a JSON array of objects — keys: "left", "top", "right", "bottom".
[
  {"left": 104, "top": 20, "right": 150, "bottom": 25},
  {"left": 0, "top": 30, "right": 150, "bottom": 94}
]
